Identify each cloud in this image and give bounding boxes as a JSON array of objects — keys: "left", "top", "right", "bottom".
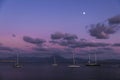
[
  {"left": 100, "top": 47, "right": 113, "bottom": 51},
  {"left": 23, "top": 36, "right": 46, "bottom": 45},
  {"left": 69, "top": 41, "right": 110, "bottom": 48},
  {"left": 50, "top": 32, "right": 79, "bottom": 49},
  {"left": 50, "top": 39, "right": 78, "bottom": 47},
  {"left": 93, "top": 47, "right": 114, "bottom": 54},
  {"left": 33, "top": 47, "right": 49, "bottom": 51},
  {"left": 58, "top": 40, "right": 77, "bottom": 46},
  {"left": 51, "top": 32, "right": 64, "bottom": 40},
  {"left": 80, "top": 38, "right": 87, "bottom": 42},
  {"left": 0, "top": 45, "right": 13, "bottom": 51},
  {"left": 63, "top": 33, "right": 78, "bottom": 40},
  {"left": 32, "top": 47, "right": 70, "bottom": 56},
  {"left": 75, "top": 47, "right": 114, "bottom": 56},
  {"left": 26, "top": 46, "right": 115, "bottom": 58},
  {"left": 51, "top": 32, "right": 78, "bottom": 40},
  {"left": 50, "top": 32, "right": 78, "bottom": 47},
  {"left": 112, "top": 43, "right": 120, "bottom": 47},
  {"left": 88, "top": 23, "right": 119, "bottom": 39},
  {"left": 87, "top": 15, "right": 120, "bottom": 39},
  {"left": 49, "top": 40, "right": 60, "bottom": 44},
  {"left": 50, "top": 32, "right": 110, "bottom": 48},
  {"left": 108, "top": 15, "right": 120, "bottom": 25}
]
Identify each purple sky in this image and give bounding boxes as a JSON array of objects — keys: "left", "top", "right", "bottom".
[{"left": 0, "top": 0, "right": 120, "bottom": 59}]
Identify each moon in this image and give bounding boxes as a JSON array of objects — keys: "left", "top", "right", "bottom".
[{"left": 82, "top": 12, "right": 86, "bottom": 15}]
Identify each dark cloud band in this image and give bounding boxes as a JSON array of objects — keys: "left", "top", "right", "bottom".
[{"left": 23, "top": 36, "right": 46, "bottom": 45}]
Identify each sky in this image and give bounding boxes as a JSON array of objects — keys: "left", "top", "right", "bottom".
[{"left": 0, "top": 0, "right": 120, "bottom": 59}]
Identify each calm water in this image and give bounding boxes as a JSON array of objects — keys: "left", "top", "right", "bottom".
[{"left": 0, "top": 63, "right": 120, "bottom": 80}]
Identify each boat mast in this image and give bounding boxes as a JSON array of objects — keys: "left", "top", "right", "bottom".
[
  {"left": 16, "top": 53, "right": 19, "bottom": 65},
  {"left": 88, "top": 53, "right": 91, "bottom": 64},
  {"left": 53, "top": 55, "right": 56, "bottom": 64},
  {"left": 95, "top": 52, "right": 97, "bottom": 64},
  {"left": 88, "top": 47, "right": 91, "bottom": 64},
  {"left": 72, "top": 50, "right": 76, "bottom": 65}
]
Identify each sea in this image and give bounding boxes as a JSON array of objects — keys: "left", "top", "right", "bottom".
[{"left": 0, "top": 63, "right": 120, "bottom": 80}]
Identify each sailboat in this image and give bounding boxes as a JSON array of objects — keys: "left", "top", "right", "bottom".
[
  {"left": 14, "top": 53, "right": 22, "bottom": 68},
  {"left": 68, "top": 51, "right": 80, "bottom": 68},
  {"left": 86, "top": 53, "right": 100, "bottom": 66},
  {"left": 52, "top": 55, "right": 58, "bottom": 66}
]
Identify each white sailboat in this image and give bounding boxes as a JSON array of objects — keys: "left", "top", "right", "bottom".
[
  {"left": 52, "top": 55, "right": 58, "bottom": 66},
  {"left": 68, "top": 51, "right": 80, "bottom": 68},
  {"left": 14, "top": 53, "right": 22, "bottom": 68},
  {"left": 12, "top": 34, "right": 22, "bottom": 68}
]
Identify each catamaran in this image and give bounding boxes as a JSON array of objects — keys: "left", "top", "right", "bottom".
[{"left": 86, "top": 53, "right": 100, "bottom": 66}]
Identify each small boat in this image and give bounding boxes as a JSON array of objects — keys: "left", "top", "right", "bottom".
[
  {"left": 52, "top": 56, "right": 58, "bottom": 66},
  {"left": 86, "top": 53, "right": 100, "bottom": 66},
  {"left": 68, "top": 52, "right": 80, "bottom": 68},
  {"left": 14, "top": 63, "right": 22, "bottom": 68},
  {"left": 14, "top": 53, "right": 22, "bottom": 68},
  {"left": 52, "top": 64, "right": 58, "bottom": 66},
  {"left": 86, "top": 63, "right": 101, "bottom": 66},
  {"left": 68, "top": 65, "right": 80, "bottom": 68}
]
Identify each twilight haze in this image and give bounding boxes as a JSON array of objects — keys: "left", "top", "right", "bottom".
[{"left": 0, "top": 0, "right": 120, "bottom": 59}]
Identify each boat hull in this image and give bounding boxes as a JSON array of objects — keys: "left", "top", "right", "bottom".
[
  {"left": 52, "top": 64, "right": 58, "bottom": 66},
  {"left": 14, "top": 64, "right": 22, "bottom": 68},
  {"left": 68, "top": 65, "right": 80, "bottom": 68},
  {"left": 86, "top": 63, "right": 101, "bottom": 66}
]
